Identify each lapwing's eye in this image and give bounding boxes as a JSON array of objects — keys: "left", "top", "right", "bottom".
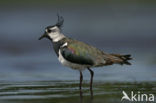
[
  {"left": 47, "top": 29, "right": 56, "bottom": 33},
  {"left": 47, "top": 29, "right": 52, "bottom": 33}
]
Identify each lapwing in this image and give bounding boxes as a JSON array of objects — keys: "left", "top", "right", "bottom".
[{"left": 39, "top": 15, "right": 132, "bottom": 91}]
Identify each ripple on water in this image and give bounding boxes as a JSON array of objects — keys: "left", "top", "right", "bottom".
[{"left": 0, "top": 81, "right": 156, "bottom": 103}]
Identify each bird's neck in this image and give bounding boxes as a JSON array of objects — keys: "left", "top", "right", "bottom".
[{"left": 51, "top": 33, "right": 66, "bottom": 42}]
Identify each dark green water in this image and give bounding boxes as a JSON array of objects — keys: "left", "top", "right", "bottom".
[{"left": 0, "top": 81, "right": 156, "bottom": 103}]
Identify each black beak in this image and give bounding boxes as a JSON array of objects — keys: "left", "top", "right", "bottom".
[{"left": 38, "top": 32, "right": 47, "bottom": 40}]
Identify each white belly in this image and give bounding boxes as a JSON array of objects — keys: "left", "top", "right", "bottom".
[{"left": 58, "top": 50, "right": 89, "bottom": 70}]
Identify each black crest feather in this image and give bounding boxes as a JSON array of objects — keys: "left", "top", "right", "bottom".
[{"left": 55, "top": 14, "right": 64, "bottom": 28}]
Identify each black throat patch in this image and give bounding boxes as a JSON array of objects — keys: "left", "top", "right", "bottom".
[{"left": 52, "top": 38, "right": 65, "bottom": 56}]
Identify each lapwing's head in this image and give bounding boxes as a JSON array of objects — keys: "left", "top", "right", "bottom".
[{"left": 39, "top": 15, "right": 65, "bottom": 42}]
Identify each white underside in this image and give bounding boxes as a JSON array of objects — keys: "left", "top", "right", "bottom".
[{"left": 58, "top": 50, "right": 90, "bottom": 70}]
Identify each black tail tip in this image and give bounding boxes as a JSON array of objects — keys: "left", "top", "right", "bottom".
[
  {"left": 124, "top": 61, "right": 131, "bottom": 65},
  {"left": 123, "top": 54, "right": 132, "bottom": 59},
  {"left": 122, "top": 54, "right": 132, "bottom": 65}
]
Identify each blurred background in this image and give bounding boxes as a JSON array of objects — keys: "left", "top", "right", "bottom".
[{"left": 0, "top": 0, "right": 156, "bottom": 103}]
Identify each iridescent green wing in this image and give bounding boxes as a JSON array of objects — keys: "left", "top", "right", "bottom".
[{"left": 60, "top": 40, "right": 96, "bottom": 65}]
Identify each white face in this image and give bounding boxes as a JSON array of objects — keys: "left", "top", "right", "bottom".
[{"left": 46, "top": 26, "right": 65, "bottom": 42}]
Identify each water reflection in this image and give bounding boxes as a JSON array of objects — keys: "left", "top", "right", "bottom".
[
  {"left": 80, "top": 90, "right": 83, "bottom": 103},
  {"left": 79, "top": 89, "right": 94, "bottom": 103}
]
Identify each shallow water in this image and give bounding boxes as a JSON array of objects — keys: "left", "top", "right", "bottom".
[{"left": 0, "top": 81, "right": 156, "bottom": 103}]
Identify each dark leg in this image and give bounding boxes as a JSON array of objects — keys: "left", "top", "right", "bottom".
[
  {"left": 87, "top": 68, "right": 94, "bottom": 100},
  {"left": 87, "top": 68, "right": 94, "bottom": 91},
  {"left": 79, "top": 71, "right": 83, "bottom": 90}
]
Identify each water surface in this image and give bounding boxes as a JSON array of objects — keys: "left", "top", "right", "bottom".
[{"left": 0, "top": 81, "right": 156, "bottom": 103}]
